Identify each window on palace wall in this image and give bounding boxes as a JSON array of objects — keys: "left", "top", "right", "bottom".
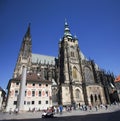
[
  {"left": 39, "top": 83, "right": 41, "bottom": 86},
  {"left": 38, "top": 101, "right": 41, "bottom": 104},
  {"left": 39, "top": 91, "right": 41, "bottom": 96},
  {"left": 24, "top": 101, "right": 26, "bottom": 105},
  {"left": 32, "top": 101, "right": 34, "bottom": 105},
  {"left": 27, "top": 101, "right": 30, "bottom": 105},
  {"left": 46, "top": 84, "right": 48, "bottom": 87},
  {"left": 25, "top": 91, "right": 27, "bottom": 96},
  {"left": 46, "top": 91, "right": 48, "bottom": 96},
  {"left": 13, "top": 101, "right": 17, "bottom": 105},
  {"left": 32, "top": 91, "right": 35, "bottom": 96},
  {"left": 15, "top": 90, "right": 18, "bottom": 96},
  {"left": 16, "top": 82, "right": 19, "bottom": 85},
  {"left": 33, "top": 83, "right": 35, "bottom": 86},
  {"left": 46, "top": 100, "right": 48, "bottom": 104}
]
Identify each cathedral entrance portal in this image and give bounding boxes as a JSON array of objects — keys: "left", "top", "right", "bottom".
[{"left": 90, "top": 94, "right": 102, "bottom": 106}]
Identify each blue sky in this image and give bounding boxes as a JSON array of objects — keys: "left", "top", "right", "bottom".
[{"left": 0, "top": 0, "right": 120, "bottom": 89}]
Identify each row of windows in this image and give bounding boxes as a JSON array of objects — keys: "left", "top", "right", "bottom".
[
  {"left": 15, "top": 82, "right": 48, "bottom": 87},
  {"left": 15, "top": 90, "right": 49, "bottom": 97},
  {"left": 13, "top": 100, "right": 49, "bottom": 105}
]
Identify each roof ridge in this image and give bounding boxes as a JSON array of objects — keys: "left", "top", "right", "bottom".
[{"left": 32, "top": 53, "right": 56, "bottom": 58}]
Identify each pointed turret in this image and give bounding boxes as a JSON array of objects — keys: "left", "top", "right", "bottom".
[
  {"left": 64, "top": 19, "right": 72, "bottom": 39},
  {"left": 24, "top": 23, "right": 31, "bottom": 38},
  {"left": 21, "top": 23, "right": 32, "bottom": 59}
]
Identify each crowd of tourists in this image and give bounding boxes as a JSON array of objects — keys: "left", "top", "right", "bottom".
[
  {"left": 6, "top": 101, "right": 119, "bottom": 115},
  {"left": 48, "top": 102, "right": 119, "bottom": 114}
]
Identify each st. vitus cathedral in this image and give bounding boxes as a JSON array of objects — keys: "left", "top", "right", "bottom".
[{"left": 6, "top": 21, "right": 118, "bottom": 112}]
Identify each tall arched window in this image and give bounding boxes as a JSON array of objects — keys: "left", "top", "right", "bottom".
[
  {"left": 84, "top": 66, "right": 94, "bottom": 83},
  {"left": 75, "top": 89, "right": 80, "bottom": 99},
  {"left": 73, "top": 67, "right": 77, "bottom": 79},
  {"left": 71, "top": 52, "right": 74, "bottom": 57}
]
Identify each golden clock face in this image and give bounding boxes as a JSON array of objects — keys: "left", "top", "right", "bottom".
[{"left": 84, "top": 67, "right": 94, "bottom": 83}]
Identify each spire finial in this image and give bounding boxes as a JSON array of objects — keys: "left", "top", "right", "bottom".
[
  {"left": 25, "top": 23, "right": 31, "bottom": 38},
  {"left": 29, "top": 22, "right": 31, "bottom": 27},
  {"left": 64, "top": 19, "right": 72, "bottom": 38},
  {"left": 65, "top": 18, "right": 67, "bottom": 25}
]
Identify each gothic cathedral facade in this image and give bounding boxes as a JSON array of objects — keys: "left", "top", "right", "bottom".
[{"left": 6, "top": 21, "right": 107, "bottom": 112}]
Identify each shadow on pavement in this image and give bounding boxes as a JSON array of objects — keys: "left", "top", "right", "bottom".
[{"left": 2, "top": 110, "right": 120, "bottom": 121}]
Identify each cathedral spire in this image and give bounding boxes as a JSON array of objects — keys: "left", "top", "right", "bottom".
[
  {"left": 13, "top": 24, "right": 32, "bottom": 78},
  {"left": 24, "top": 23, "right": 31, "bottom": 38},
  {"left": 64, "top": 19, "right": 72, "bottom": 38}
]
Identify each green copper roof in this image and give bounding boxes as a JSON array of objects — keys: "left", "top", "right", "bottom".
[
  {"left": 32, "top": 53, "right": 56, "bottom": 65},
  {"left": 64, "top": 20, "right": 72, "bottom": 38},
  {"left": 32, "top": 52, "right": 86, "bottom": 65}
]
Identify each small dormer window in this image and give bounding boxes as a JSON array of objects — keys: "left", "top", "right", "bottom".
[
  {"left": 33, "top": 83, "right": 35, "bottom": 86},
  {"left": 16, "top": 82, "right": 19, "bottom": 85},
  {"left": 15, "top": 90, "right": 19, "bottom": 96}
]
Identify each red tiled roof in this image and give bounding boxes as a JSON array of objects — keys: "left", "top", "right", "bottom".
[
  {"left": 11, "top": 73, "right": 52, "bottom": 84},
  {"left": 114, "top": 75, "right": 120, "bottom": 82}
]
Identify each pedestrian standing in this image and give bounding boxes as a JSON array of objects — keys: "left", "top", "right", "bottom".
[
  {"left": 59, "top": 105, "right": 63, "bottom": 114},
  {"left": 105, "top": 105, "right": 108, "bottom": 110}
]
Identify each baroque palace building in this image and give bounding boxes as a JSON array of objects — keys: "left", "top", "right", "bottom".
[{"left": 6, "top": 21, "right": 119, "bottom": 112}]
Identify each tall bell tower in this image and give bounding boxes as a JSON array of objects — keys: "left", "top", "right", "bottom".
[
  {"left": 13, "top": 24, "right": 32, "bottom": 78},
  {"left": 58, "top": 20, "right": 84, "bottom": 106}
]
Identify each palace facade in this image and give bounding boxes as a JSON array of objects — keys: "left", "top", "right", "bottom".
[
  {"left": 6, "top": 21, "right": 118, "bottom": 112},
  {"left": 0, "top": 87, "right": 6, "bottom": 110}
]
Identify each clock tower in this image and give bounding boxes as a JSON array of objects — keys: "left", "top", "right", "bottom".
[{"left": 58, "top": 20, "right": 84, "bottom": 106}]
